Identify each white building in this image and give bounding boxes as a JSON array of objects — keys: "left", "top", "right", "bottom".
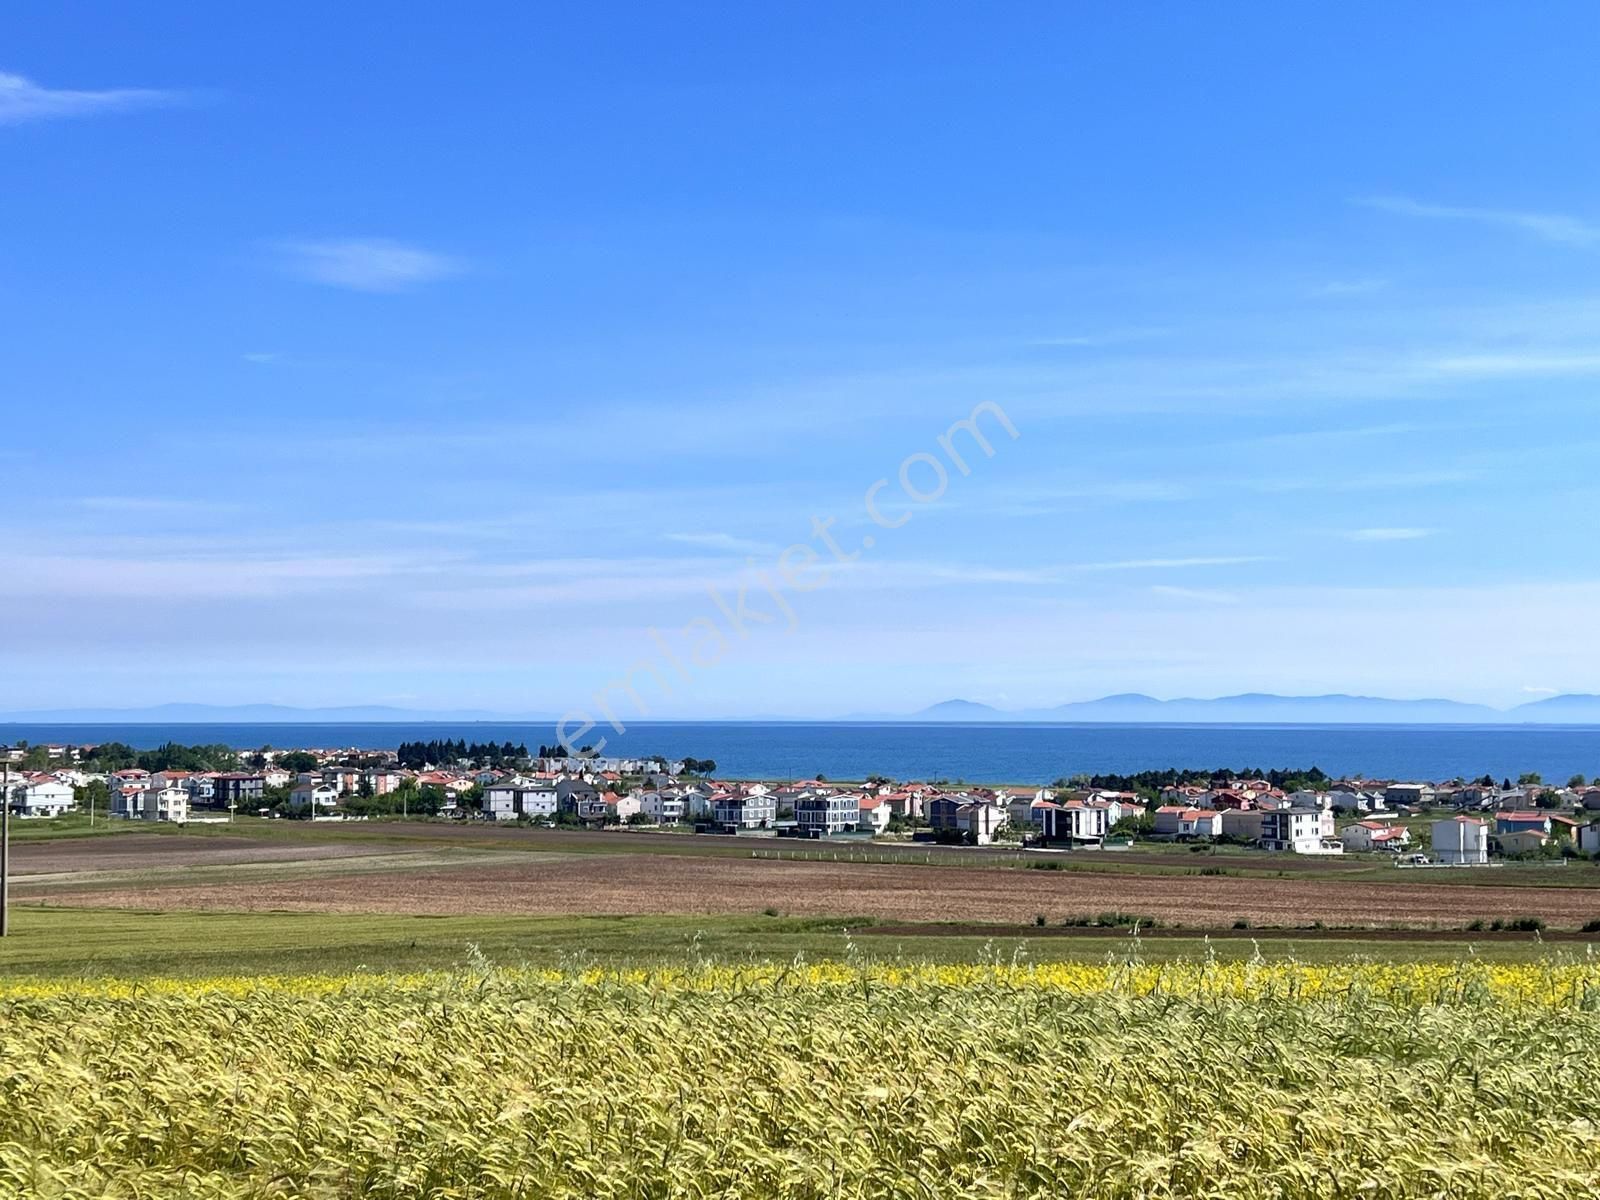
[
  {"left": 637, "top": 789, "right": 688, "bottom": 824},
  {"left": 1260, "top": 808, "right": 1339, "bottom": 853},
  {"left": 953, "top": 800, "right": 1007, "bottom": 846},
  {"left": 1039, "top": 800, "right": 1119, "bottom": 844},
  {"left": 289, "top": 782, "right": 340, "bottom": 815},
  {"left": 1432, "top": 816, "right": 1489, "bottom": 865},
  {"left": 7, "top": 777, "right": 76, "bottom": 818},
  {"left": 138, "top": 785, "right": 189, "bottom": 823},
  {"left": 483, "top": 781, "right": 558, "bottom": 820},
  {"left": 857, "top": 796, "right": 891, "bottom": 834},
  {"left": 1152, "top": 807, "right": 1222, "bottom": 839}
]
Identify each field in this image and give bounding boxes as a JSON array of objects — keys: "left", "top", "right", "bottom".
[
  {"left": 7, "top": 821, "right": 1600, "bottom": 1197},
  {"left": 10, "top": 822, "right": 1600, "bottom": 934},
  {"left": 5, "top": 958, "right": 1600, "bottom": 1198}
]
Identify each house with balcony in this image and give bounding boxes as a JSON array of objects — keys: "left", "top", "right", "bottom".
[
  {"left": 795, "top": 792, "right": 859, "bottom": 837},
  {"left": 1432, "top": 815, "right": 1489, "bottom": 864},
  {"left": 6, "top": 775, "right": 76, "bottom": 818},
  {"left": 137, "top": 785, "right": 190, "bottom": 823},
  {"left": 483, "top": 780, "right": 559, "bottom": 820},
  {"left": 211, "top": 773, "right": 266, "bottom": 811},
  {"left": 1260, "top": 808, "right": 1339, "bottom": 853},
  {"left": 713, "top": 791, "right": 778, "bottom": 830},
  {"left": 856, "top": 795, "right": 891, "bottom": 834}
]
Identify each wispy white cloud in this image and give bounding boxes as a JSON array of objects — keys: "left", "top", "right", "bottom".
[
  {"left": 274, "top": 238, "right": 465, "bottom": 292},
  {"left": 663, "top": 532, "right": 780, "bottom": 555},
  {"left": 242, "top": 352, "right": 280, "bottom": 364},
  {"left": 1357, "top": 195, "right": 1600, "bottom": 247},
  {"left": 1252, "top": 469, "right": 1480, "bottom": 495},
  {"left": 1150, "top": 585, "right": 1241, "bottom": 605},
  {"left": 1342, "top": 527, "right": 1434, "bottom": 542},
  {"left": 1025, "top": 327, "right": 1170, "bottom": 349},
  {"left": 1310, "top": 278, "right": 1388, "bottom": 298},
  {"left": 76, "top": 496, "right": 242, "bottom": 516},
  {"left": 1077, "top": 555, "right": 1271, "bottom": 572},
  {"left": 1428, "top": 353, "right": 1600, "bottom": 377},
  {"left": 0, "top": 70, "right": 179, "bottom": 125}
]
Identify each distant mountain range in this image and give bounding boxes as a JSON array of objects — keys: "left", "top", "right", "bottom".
[
  {"left": 6, "top": 693, "right": 1600, "bottom": 725},
  {"left": 875, "top": 692, "right": 1600, "bottom": 725},
  {"left": 0, "top": 703, "right": 532, "bottom": 724}
]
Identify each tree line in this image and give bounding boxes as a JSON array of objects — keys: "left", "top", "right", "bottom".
[
  {"left": 1053, "top": 766, "right": 1330, "bottom": 801},
  {"left": 395, "top": 740, "right": 529, "bottom": 769}
]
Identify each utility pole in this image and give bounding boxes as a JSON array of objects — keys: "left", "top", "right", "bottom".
[{"left": 2, "top": 752, "right": 11, "bottom": 938}]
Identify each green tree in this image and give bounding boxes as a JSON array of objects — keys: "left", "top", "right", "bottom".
[{"left": 75, "top": 778, "right": 111, "bottom": 814}]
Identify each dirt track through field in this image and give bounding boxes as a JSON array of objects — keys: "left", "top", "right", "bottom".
[{"left": 32, "top": 851, "right": 1600, "bottom": 929}]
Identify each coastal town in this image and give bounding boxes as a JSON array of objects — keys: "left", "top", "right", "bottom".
[{"left": 6, "top": 739, "right": 1600, "bottom": 865}]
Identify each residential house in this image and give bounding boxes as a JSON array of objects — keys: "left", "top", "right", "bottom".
[
  {"left": 1339, "top": 820, "right": 1411, "bottom": 853},
  {"left": 1385, "top": 783, "right": 1436, "bottom": 808},
  {"left": 713, "top": 792, "right": 778, "bottom": 830},
  {"left": 7, "top": 775, "right": 75, "bottom": 818},
  {"left": 1432, "top": 816, "right": 1489, "bottom": 865},
  {"left": 137, "top": 785, "right": 189, "bottom": 823},
  {"left": 365, "top": 769, "right": 405, "bottom": 796},
  {"left": 1260, "top": 808, "right": 1339, "bottom": 854},
  {"left": 637, "top": 789, "right": 687, "bottom": 824},
  {"left": 211, "top": 773, "right": 266, "bottom": 810},
  {"left": 557, "top": 778, "right": 606, "bottom": 821},
  {"left": 606, "top": 791, "right": 642, "bottom": 822},
  {"left": 795, "top": 792, "right": 859, "bottom": 837},
  {"left": 1152, "top": 807, "right": 1222, "bottom": 840},
  {"left": 289, "top": 782, "right": 340, "bottom": 815},
  {"left": 857, "top": 796, "right": 891, "bottom": 834},
  {"left": 1327, "top": 787, "right": 1385, "bottom": 815},
  {"left": 927, "top": 795, "right": 966, "bottom": 838},
  {"left": 1495, "top": 812, "right": 1552, "bottom": 837},
  {"left": 1497, "top": 828, "right": 1552, "bottom": 856},
  {"left": 880, "top": 789, "right": 926, "bottom": 821},
  {"left": 483, "top": 780, "right": 558, "bottom": 820},
  {"left": 953, "top": 799, "right": 1007, "bottom": 846},
  {"left": 1219, "top": 808, "right": 1266, "bottom": 842},
  {"left": 1039, "top": 799, "right": 1119, "bottom": 845}
]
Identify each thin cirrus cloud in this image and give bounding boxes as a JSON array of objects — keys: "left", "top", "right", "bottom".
[
  {"left": 1343, "top": 527, "right": 1434, "bottom": 542},
  {"left": 663, "top": 532, "right": 781, "bottom": 555},
  {"left": 1150, "top": 585, "right": 1241, "bottom": 605},
  {"left": 0, "top": 70, "right": 179, "bottom": 125},
  {"left": 1356, "top": 195, "right": 1600, "bottom": 248},
  {"left": 274, "top": 238, "right": 465, "bottom": 292}
]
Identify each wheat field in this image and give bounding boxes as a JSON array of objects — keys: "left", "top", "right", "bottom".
[{"left": 4, "top": 955, "right": 1599, "bottom": 1198}]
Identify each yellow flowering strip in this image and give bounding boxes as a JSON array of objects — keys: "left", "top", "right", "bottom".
[{"left": 3, "top": 958, "right": 1600, "bottom": 1197}]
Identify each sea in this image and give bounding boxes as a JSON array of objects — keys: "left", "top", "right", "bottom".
[{"left": 3, "top": 721, "right": 1599, "bottom": 785}]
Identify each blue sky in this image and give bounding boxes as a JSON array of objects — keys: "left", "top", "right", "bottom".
[{"left": 4, "top": 3, "right": 1600, "bottom": 717}]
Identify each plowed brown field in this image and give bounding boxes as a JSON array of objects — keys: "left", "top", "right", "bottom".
[{"left": 31, "top": 851, "right": 1600, "bottom": 929}]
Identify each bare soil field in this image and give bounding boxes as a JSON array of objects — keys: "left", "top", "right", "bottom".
[
  {"left": 32, "top": 851, "right": 1600, "bottom": 929},
  {"left": 8, "top": 834, "right": 387, "bottom": 877}
]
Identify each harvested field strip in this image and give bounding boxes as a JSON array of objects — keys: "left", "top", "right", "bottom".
[{"left": 29, "top": 851, "right": 1600, "bottom": 929}]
